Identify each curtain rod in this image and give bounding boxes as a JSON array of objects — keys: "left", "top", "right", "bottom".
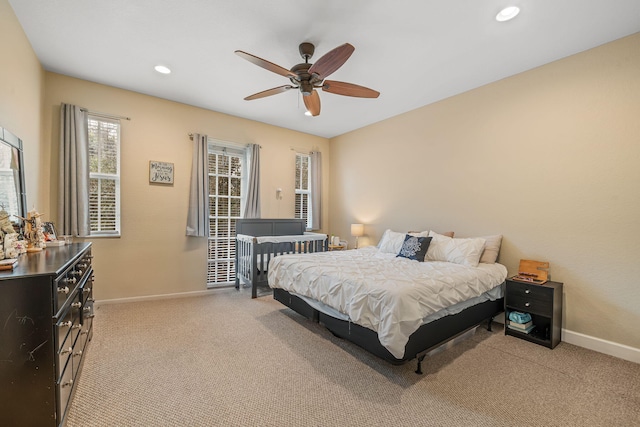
[
  {"left": 188, "top": 133, "right": 261, "bottom": 148},
  {"left": 291, "top": 147, "right": 312, "bottom": 154},
  {"left": 81, "top": 108, "right": 131, "bottom": 121}
]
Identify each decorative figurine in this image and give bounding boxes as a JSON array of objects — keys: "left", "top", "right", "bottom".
[{"left": 21, "top": 207, "right": 46, "bottom": 252}]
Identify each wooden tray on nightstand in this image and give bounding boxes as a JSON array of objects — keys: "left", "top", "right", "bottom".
[{"left": 510, "top": 259, "right": 549, "bottom": 284}]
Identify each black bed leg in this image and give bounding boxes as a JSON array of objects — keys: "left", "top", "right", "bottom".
[
  {"left": 415, "top": 354, "right": 426, "bottom": 375},
  {"left": 487, "top": 315, "right": 494, "bottom": 332}
]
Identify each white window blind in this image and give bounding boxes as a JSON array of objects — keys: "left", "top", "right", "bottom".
[
  {"left": 88, "top": 115, "right": 121, "bottom": 236},
  {"left": 207, "top": 142, "right": 246, "bottom": 287},
  {"left": 295, "top": 153, "right": 311, "bottom": 229}
]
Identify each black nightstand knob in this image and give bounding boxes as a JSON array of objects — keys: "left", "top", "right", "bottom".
[
  {"left": 525, "top": 289, "right": 530, "bottom": 294},
  {"left": 525, "top": 302, "right": 530, "bottom": 307}
]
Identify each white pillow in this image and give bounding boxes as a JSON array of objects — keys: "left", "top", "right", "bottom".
[
  {"left": 378, "top": 229, "right": 428, "bottom": 254},
  {"left": 426, "top": 231, "right": 486, "bottom": 267}
]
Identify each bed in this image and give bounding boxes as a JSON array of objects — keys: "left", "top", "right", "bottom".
[
  {"left": 235, "top": 218, "right": 328, "bottom": 298},
  {"left": 268, "top": 230, "right": 506, "bottom": 373}
]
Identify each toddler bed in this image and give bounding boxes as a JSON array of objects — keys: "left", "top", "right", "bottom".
[
  {"left": 268, "top": 230, "right": 506, "bottom": 373},
  {"left": 235, "top": 218, "right": 327, "bottom": 298}
]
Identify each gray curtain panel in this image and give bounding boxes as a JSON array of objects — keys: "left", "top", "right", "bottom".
[
  {"left": 58, "top": 103, "right": 90, "bottom": 237},
  {"left": 243, "top": 143, "right": 261, "bottom": 219},
  {"left": 310, "top": 150, "right": 322, "bottom": 230},
  {"left": 186, "top": 134, "right": 210, "bottom": 237}
]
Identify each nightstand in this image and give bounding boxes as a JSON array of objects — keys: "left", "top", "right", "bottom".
[{"left": 504, "top": 279, "right": 563, "bottom": 349}]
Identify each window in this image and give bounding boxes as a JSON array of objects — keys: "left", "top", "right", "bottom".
[
  {"left": 88, "top": 115, "right": 121, "bottom": 236},
  {"left": 295, "top": 153, "right": 312, "bottom": 229},
  {"left": 207, "top": 142, "right": 246, "bottom": 287}
]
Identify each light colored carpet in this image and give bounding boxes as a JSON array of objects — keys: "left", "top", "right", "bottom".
[{"left": 66, "top": 289, "right": 640, "bottom": 427}]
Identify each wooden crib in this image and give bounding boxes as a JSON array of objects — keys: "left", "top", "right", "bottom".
[{"left": 235, "top": 219, "right": 327, "bottom": 298}]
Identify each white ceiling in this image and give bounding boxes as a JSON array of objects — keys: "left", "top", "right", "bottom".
[{"left": 9, "top": 0, "right": 640, "bottom": 138}]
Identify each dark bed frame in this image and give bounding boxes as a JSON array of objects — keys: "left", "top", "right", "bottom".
[{"left": 273, "top": 288, "right": 503, "bottom": 374}]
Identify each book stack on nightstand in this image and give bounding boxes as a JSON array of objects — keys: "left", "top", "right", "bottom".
[{"left": 506, "top": 311, "right": 535, "bottom": 334}]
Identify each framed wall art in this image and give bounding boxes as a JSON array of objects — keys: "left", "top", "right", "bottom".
[{"left": 149, "top": 161, "right": 174, "bottom": 185}]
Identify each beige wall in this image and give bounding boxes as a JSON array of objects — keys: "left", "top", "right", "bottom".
[
  {"left": 330, "top": 33, "right": 640, "bottom": 350},
  {"left": 0, "top": 0, "right": 45, "bottom": 210},
  {"left": 42, "top": 73, "right": 329, "bottom": 300}
]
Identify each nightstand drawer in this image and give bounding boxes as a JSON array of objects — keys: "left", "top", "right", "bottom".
[
  {"left": 506, "top": 295, "right": 552, "bottom": 316},
  {"left": 505, "top": 281, "right": 553, "bottom": 302}
]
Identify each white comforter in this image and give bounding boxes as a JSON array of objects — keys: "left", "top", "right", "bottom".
[{"left": 268, "top": 247, "right": 507, "bottom": 358}]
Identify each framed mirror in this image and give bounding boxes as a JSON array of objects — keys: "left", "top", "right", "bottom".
[{"left": 0, "top": 126, "right": 27, "bottom": 222}]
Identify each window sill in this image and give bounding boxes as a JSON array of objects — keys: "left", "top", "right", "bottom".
[{"left": 88, "top": 233, "right": 121, "bottom": 238}]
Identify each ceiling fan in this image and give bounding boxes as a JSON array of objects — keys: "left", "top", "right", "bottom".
[{"left": 235, "top": 42, "right": 380, "bottom": 117}]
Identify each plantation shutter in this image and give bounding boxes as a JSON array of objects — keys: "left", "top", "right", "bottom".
[
  {"left": 88, "top": 116, "right": 120, "bottom": 235},
  {"left": 295, "top": 153, "right": 311, "bottom": 228}
]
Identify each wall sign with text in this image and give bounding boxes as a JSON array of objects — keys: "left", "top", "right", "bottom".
[{"left": 149, "top": 161, "right": 174, "bottom": 184}]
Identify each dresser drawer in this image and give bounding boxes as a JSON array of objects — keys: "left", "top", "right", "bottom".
[
  {"left": 57, "top": 332, "right": 73, "bottom": 381},
  {"left": 55, "top": 305, "right": 74, "bottom": 350},
  {"left": 57, "top": 362, "right": 74, "bottom": 422}
]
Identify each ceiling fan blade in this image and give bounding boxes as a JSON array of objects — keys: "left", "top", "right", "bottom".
[
  {"left": 235, "top": 50, "right": 297, "bottom": 79},
  {"left": 308, "top": 43, "right": 355, "bottom": 79},
  {"left": 303, "top": 90, "right": 321, "bottom": 116},
  {"left": 244, "top": 85, "right": 294, "bottom": 101},
  {"left": 322, "top": 80, "right": 380, "bottom": 98}
]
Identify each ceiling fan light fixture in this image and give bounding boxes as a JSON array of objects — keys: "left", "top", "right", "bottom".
[
  {"left": 154, "top": 65, "right": 171, "bottom": 74},
  {"left": 496, "top": 6, "right": 520, "bottom": 22}
]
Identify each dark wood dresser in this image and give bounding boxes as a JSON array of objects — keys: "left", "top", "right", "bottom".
[{"left": 0, "top": 242, "right": 94, "bottom": 427}]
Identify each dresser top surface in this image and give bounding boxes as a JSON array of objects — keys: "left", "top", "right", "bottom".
[{"left": 0, "top": 242, "right": 92, "bottom": 280}]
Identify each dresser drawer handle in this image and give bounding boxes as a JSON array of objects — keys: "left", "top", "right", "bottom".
[
  {"left": 85, "top": 314, "right": 95, "bottom": 319},
  {"left": 72, "top": 324, "right": 82, "bottom": 330},
  {"left": 60, "top": 347, "right": 73, "bottom": 355},
  {"left": 83, "top": 287, "right": 92, "bottom": 294},
  {"left": 58, "top": 286, "right": 70, "bottom": 294},
  {"left": 61, "top": 379, "right": 74, "bottom": 388},
  {"left": 73, "top": 350, "right": 83, "bottom": 357},
  {"left": 525, "top": 289, "right": 530, "bottom": 294},
  {"left": 63, "top": 277, "right": 77, "bottom": 285},
  {"left": 525, "top": 302, "right": 530, "bottom": 307},
  {"left": 60, "top": 321, "right": 72, "bottom": 328},
  {"left": 71, "top": 302, "right": 82, "bottom": 308}
]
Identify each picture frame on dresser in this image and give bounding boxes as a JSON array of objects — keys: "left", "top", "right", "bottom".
[{"left": 42, "top": 221, "right": 57, "bottom": 241}]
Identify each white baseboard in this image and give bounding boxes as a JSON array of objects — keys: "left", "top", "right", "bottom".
[
  {"left": 95, "top": 287, "right": 229, "bottom": 307},
  {"left": 495, "top": 312, "right": 638, "bottom": 364},
  {"left": 562, "top": 329, "right": 640, "bottom": 364}
]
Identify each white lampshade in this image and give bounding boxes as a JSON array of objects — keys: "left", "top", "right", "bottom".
[{"left": 351, "top": 223, "right": 364, "bottom": 237}]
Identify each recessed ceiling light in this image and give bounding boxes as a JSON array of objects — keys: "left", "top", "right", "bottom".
[
  {"left": 496, "top": 6, "right": 520, "bottom": 22},
  {"left": 154, "top": 65, "right": 171, "bottom": 74}
]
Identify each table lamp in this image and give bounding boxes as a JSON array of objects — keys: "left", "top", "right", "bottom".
[{"left": 351, "top": 223, "right": 364, "bottom": 249}]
